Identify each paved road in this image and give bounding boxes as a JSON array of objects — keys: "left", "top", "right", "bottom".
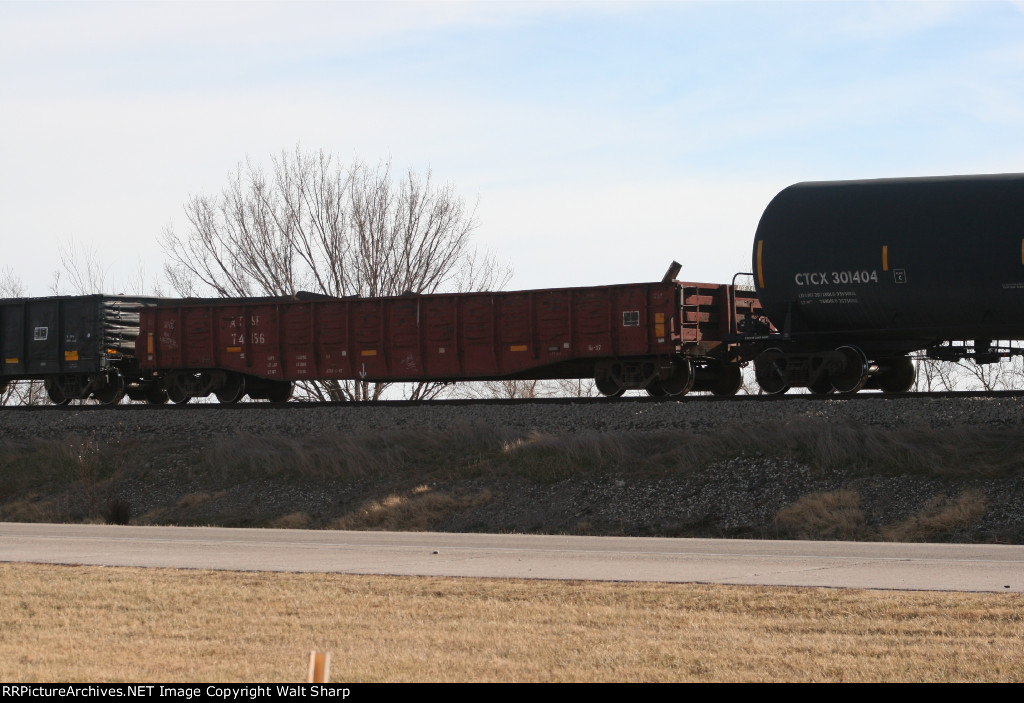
[{"left": 2, "top": 522, "right": 1023, "bottom": 592}]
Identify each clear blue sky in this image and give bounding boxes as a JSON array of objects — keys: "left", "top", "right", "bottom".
[{"left": 4, "top": 1, "right": 1024, "bottom": 294}]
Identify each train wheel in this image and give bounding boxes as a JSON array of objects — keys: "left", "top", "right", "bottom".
[
  {"left": 808, "top": 376, "right": 834, "bottom": 395},
  {"left": 710, "top": 365, "right": 742, "bottom": 396},
  {"left": 167, "top": 388, "right": 191, "bottom": 404},
  {"left": 44, "top": 378, "right": 71, "bottom": 406},
  {"left": 93, "top": 372, "right": 125, "bottom": 405},
  {"left": 215, "top": 373, "right": 246, "bottom": 404},
  {"left": 876, "top": 356, "right": 916, "bottom": 393},
  {"left": 831, "top": 345, "right": 869, "bottom": 394},
  {"left": 265, "top": 381, "right": 293, "bottom": 403},
  {"left": 660, "top": 358, "right": 696, "bottom": 397},
  {"left": 166, "top": 378, "right": 191, "bottom": 405},
  {"left": 146, "top": 386, "right": 169, "bottom": 405},
  {"left": 645, "top": 381, "right": 667, "bottom": 397},
  {"left": 596, "top": 376, "right": 624, "bottom": 397},
  {"left": 754, "top": 348, "right": 789, "bottom": 395}
]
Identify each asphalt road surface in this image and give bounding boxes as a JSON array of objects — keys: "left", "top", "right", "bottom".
[{"left": 4, "top": 523, "right": 1024, "bottom": 592}]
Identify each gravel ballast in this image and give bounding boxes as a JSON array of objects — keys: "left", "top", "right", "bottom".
[{"left": 3, "top": 395, "right": 1023, "bottom": 440}]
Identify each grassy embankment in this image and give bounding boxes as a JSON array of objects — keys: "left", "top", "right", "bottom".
[{"left": 0, "top": 417, "right": 1021, "bottom": 541}]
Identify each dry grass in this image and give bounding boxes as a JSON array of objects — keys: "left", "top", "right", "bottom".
[
  {"left": 0, "top": 563, "right": 1021, "bottom": 682},
  {"left": 477, "top": 420, "right": 1024, "bottom": 481},
  {"left": 775, "top": 489, "right": 866, "bottom": 540},
  {"left": 267, "top": 512, "right": 314, "bottom": 529},
  {"left": 772, "top": 489, "right": 990, "bottom": 542},
  {"left": 3, "top": 419, "right": 1024, "bottom": 489},
  {"left": 881, "top": 491, "right": 988, "bottom": 542},
  {"left": 197, "top": 422, "right": 506, "bottom": 480},
  {"left": 329, "top": 485, "right": 493, "bottom": 530},
  {"left": 165, "top": 419, "right": 1024, "bottom": 483}
]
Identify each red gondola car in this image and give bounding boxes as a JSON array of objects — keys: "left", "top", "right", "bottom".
[{"left": 136, "top": 279, "right": 762, "bottom": 403}]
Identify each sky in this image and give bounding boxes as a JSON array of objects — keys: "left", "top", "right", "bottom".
[{"left": 4, "top": 0, "right": 1024, "bottom": 296}]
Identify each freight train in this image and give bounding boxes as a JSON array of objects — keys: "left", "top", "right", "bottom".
[{"left": 4, "top": 172, "right": 1024, "bottom": 405}]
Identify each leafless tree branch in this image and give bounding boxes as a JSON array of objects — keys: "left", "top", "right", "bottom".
[{"left": 161, "top": 147, "right": 511, "bottom": 399}]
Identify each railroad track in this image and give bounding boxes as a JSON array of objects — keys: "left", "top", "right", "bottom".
[{"left": 4, "top": 389, "right": 1024, "bottom": 411}]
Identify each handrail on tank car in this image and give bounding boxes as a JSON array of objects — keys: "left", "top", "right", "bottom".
[
  {"left": 730, "top": 272, "right": 756, "bottom": 291},
  {"left": 729, "top": 272, "right": 755, "bottom": 337}
]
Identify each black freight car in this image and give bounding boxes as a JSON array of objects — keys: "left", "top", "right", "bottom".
[
  {"left": 0, "top": 295, "right": 160, "bottom": 404},
  {"left": 750, "top": 173, "right": 1024, "bottom": 394}
]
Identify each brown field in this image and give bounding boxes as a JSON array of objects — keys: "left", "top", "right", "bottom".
[{"left": 1, "top": 562, "right": 1022, "bottom": 682}]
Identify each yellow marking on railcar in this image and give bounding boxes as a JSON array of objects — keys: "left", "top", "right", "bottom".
[
  {"left": 361, "top": 350, "right": 377, "bottom": 356},
  {"left": 227, "top": 346, "right": 242, "bottom": 353},
  {"left": 654, "top": 312, "right": 665, "bottom": 337},
  {"left": 1021, "top": 238, "right": 1024, "bottom": 265},
  {"left": 756, "top": 240, "right": 765, "bottom": 288},
  {"left": 64, "top": 351, "right": 78, "bottom": 361},
  {"left": 882, "top": 245, "right": 889, "bottom": 271},
  {"left": 147, "top": 333, "right": 154, "bottom": 354},
  {"left": 510, "top": 345, "right": 527, "bottom": 352},
  {"left": 4, "top": 358, "right": 18, "bottom": 364}
]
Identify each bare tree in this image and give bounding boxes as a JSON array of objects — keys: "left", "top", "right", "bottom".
[
  {"left": 50, "top": 240, "right": 110, "bottom": 295},
  {"left": 553, "top": 377, "right": 599, "bottom": 398},
  {"left": 162, "top": 147, "right": 510, "bottom": 400},
  {"left": 913, "top": 357, "right": 957, "bottom": 392},
  {"left": 467, "top": 378, "right": 600, "bottom": 399},
  {"left": 912, "top": 348, "right": 1024, "bottom": 392},
  {"left": 955, "top": 358, "right": 1015, "bottom": 391},
  {"left": 0, "top": 266, "right": 24, "bottom": 298},
  {"left": 125, "top": 257, "right": 163, "bottom": 297},
  {"left": 0, "top": 267, "right": 47, "bottom": 406},
  {"left": 469, "top": 379, "right": 544, "bottom": 400}
]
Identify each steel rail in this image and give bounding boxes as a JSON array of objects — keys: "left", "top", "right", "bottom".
[{"left": 4, "top": 389, "right": 1024, "bottom": 411}]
